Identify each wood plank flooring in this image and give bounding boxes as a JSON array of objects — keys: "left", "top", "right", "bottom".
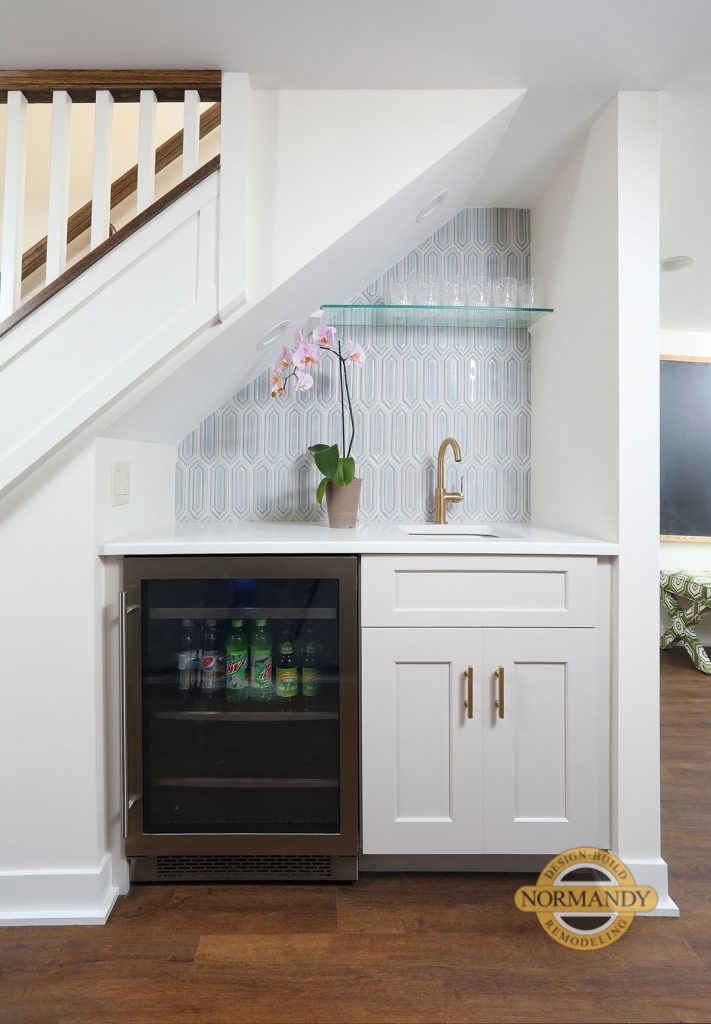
[{"left": 2, "top": 649, "right": 711, "bottom": 1024}]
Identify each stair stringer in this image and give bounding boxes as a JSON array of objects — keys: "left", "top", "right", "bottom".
[{"left": 0, "top": 172, "right": 220, "bottom": 497}]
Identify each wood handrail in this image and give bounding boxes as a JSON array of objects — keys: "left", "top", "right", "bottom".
[
  {"left": 0, "top": 70, "right": 221, "bottom": 103},
  {"left": 21, "top": 102, "right": 221, "bottom": 280}
]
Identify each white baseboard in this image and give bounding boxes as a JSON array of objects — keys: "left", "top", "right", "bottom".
[
  {"left": 618, "top": 857, "right": 679, "bottom": 917},
  {"left": 0, "top": 854, "right": 120, "bottom": 927}
]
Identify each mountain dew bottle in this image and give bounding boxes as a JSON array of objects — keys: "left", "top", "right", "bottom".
[
  {"left": 225, "top": 619, "right": 249, "bottom": 703},
  {"left": 250, "top": 619, "right": 273, "bottom": 702}
]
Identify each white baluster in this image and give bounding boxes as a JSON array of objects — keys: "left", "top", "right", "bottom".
[
  {"left": 0, "top": 90, "right": 28, "bottom": 320},
  {"left": 90, "top": 90, "right": 114, "bottom": 250},
  {"left": 182, "top": 89, "right": 200, "bottom": 178},
  {"left": 46, "top": 90, "right": 72, "bottom": 284},
  {"left": 218, "top": 73, "right": 250, "bottom": 319},
  {"left": 136, "top": 89, "right": 157, "bottom": 213}
]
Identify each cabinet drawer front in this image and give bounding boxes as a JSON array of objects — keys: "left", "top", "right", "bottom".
[{"left": 361, "top": 555, "right": 599, "bottom": 627}]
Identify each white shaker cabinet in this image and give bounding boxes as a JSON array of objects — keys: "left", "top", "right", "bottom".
[
  {"left": 360, "top": 555, "right": 610, "bottom": 857},
  {"left": 361, "top": 627, "right": 485, "bottom": 855}
]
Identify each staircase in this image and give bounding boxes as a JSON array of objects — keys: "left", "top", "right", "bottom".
[
  {"left": 0, "top": 71, "right": 237, "bottom": 494},
  {"left": 0, "top": 72, "right": 526, "bottom": 496}
]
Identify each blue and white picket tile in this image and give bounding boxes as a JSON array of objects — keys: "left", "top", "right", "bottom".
[{"left": 175, "top": 207, "right": 533, "bottom": 524}]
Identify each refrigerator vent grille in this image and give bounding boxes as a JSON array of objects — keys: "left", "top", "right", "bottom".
[{"left": 155, "top": 853, "right": 333, "bottom": 880}]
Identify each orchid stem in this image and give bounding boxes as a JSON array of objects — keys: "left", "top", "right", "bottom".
[
  {"left": 337, "top": 339, "right": 346, "bottom": 454},
  {"left": 342, "top": 357, "right": 355, "bottom": 458}
]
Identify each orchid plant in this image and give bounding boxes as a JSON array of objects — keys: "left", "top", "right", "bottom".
[{"left": 271, "top": 325, "right": 365, "bottom": 503}]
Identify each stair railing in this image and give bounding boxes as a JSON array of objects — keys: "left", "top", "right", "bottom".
[{"left": 0, "top": 71, "right": 222, "bottom": 331}]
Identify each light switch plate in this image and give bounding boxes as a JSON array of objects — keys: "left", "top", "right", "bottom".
[{"left": 112, "top": 461, "right": 130, "bottom": 506}]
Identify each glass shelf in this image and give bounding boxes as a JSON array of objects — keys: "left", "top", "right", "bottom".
[{"left": 320, "top": 303, "right": 553, "bottom": 331}]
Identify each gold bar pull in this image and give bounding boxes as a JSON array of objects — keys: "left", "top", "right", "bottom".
[
  {"left": 495, "top": 666, "right": 505, "bottom": 719},
  {"left": 464, "top": 665, "right": 474, "bottom": 719}
]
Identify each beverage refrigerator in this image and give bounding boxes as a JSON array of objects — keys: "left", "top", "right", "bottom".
[{"left": 120, "top": 555, "right": 359, "bottom": 881}]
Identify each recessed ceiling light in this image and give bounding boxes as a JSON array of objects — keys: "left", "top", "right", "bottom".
[
  {"left": 416, "top": 190, "right": 448, "bottom": 223},
  {"left": 257, "top": 319, "right": 290, "bottom": 349},
  {"left": 660, "top": 256, "right": 695, "bottom": 273}
]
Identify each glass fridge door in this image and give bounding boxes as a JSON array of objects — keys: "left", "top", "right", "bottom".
[{"left": 129, "top": 563, "right": 354, "bottom": 842}]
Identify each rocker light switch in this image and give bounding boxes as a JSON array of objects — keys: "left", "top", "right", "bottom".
[{"left": 112, "top": 461, "right": 130, "bottom": 506}]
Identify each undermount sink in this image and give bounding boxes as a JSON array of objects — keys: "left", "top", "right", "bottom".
[{"left": 398, "top": 524, "right": 522, "bottom": 540}]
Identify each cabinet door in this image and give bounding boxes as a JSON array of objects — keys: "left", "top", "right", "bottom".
[
  {"left": 482, "top": 628, "right": 609, "bottom": 854},
  {"left": 361, "top": 628, "right": 484, "bottom": 855}
]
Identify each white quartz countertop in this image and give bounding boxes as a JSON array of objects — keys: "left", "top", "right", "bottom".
[{"left": 99, "top": 521, "right": 619, "bottom": 556}]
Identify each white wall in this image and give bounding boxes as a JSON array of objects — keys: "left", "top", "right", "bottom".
[
  {"left": 532, "top": 94, "right": 672, "bottom": 910},
  {"left": 94, "top": 437, "right": 175, "bottom": 897},
  {"left": 530, "top": 101, "right": 619, "bottom": 539},
  {"left": 0, "top": 437, "right": 112, "bottom": 923},
  {"left": 260, "top": 90, "right": 524, "bottom": 292},
  {"left": 0, "top": 434, "right": 174, "bottom": 924}
]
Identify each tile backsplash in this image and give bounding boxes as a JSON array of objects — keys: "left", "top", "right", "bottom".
[{"left": 176, "top": 207, "right": 531, "bottom": 524}]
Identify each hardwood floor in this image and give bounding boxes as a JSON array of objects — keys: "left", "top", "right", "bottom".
[{"left": 2, "top": 650, "right": 710, "bottom": 1024}]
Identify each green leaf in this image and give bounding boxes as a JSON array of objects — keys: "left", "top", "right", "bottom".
[
  {"left": 308, "top": 443, "right": 330, "bottom": 454},
  {"left": 342, "top": 457, "right": 356, "bottom": 486},
  {"left": 313, "top": 444, "right": 339, "bottom": 480},
  {"left": 316, "top": 477, "right": 328, "bottom": 505},
  {"left": 333, "top": 460, "right": 346, "bottom": 487}
]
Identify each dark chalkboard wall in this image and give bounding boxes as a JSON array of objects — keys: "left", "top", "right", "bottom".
[{"left": 661, "top": 357, "right": 711, "bottom": 537}]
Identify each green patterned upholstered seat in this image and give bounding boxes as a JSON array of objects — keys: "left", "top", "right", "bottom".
[{"left": 660, "top": 569, "right": 711, "bottom": 673}]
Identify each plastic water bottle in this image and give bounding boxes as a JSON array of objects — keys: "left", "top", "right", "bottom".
[
  {"left": 177, "top": 619, "right": 199, "bottom": 699},
  {"left": 225, "top": 619, "right": 249, "bottom": 703},
  {"left": 250, "top": 619, "right": 273, "bottom": 702}
]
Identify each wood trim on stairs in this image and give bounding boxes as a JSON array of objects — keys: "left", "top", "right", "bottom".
[
  {"left": 0, "top": 155, "right": 220, "bottom": 341},
  {"left": 0, "top": 70, "right": 221, "bottom": 104},
  {"left": 21, "top": 103, "right": 221, "bottom": 281}
]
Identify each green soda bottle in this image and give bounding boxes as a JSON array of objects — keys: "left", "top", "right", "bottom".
[
  {"left": 250, "top": 618, "right": 273, "bottom": 702},
  {"left": 225, "top": 618, "right": 249, "bottom": 703},
  {"left": 301, "top": 639, "right": 322, "bottom": 706},
  {"left": 275, "top": 635, "right": 298, "bottom": 703}
]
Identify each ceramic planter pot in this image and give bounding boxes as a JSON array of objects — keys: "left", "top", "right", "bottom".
[{"left": 325, "top": 478, "right": 362, "bottom": 529}]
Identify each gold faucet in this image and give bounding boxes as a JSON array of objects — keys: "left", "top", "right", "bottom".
[{"left": 435, "top": 437, "right": 464, "bottom": 524}]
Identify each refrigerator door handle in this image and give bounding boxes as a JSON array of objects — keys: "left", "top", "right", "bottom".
[{"left": 119, "top": 591, "right": 139, "bottom": 840}]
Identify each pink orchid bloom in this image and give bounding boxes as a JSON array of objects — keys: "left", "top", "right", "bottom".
[
  {"left": 345, "top": 340, "right": 365, "bottom": 365},
  {"left": 294, "top": 369, "right": 313, "bottom": 392},
  {"left": 277, "top": 345, "right": 292, "bottom": 371},
  {"left": 271, "top": 378, "right": 286, "bottom": 398},
  {"left": 313, "top": 325, "right": 336, "bottom": 349},
  {"left": 293, "top": 340, "right": 319, "bottom": 369}
]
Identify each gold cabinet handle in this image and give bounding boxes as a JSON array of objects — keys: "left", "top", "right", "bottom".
[
  {"left": 494, "top": 666, "right": 505, "bottom": 719},
  {"left": 464, "top": 665, "right": 474, "bottom": 719}
]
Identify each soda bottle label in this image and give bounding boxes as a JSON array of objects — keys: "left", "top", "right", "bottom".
[
  {"left": 252, "top": 654, "right": 272, "bottom": 684},
  {"left": 226, "top": 651, "right": 248, "bottom": 687},
  {"left": 201, "top": 652, "right": 220, "bottom": 692},
  {"left": 275, "top": 667, "right": 298, "bottom": 698},
  {"left": 302, "top": 667, "right": 322, "bottom": 697},
  {"left": 178, "top": 652, "right": 190, "bottom": 690}
]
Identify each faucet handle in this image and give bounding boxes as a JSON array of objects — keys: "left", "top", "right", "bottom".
[{"left": 459, "top": 473, "right": 464, "bottom": 497}]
